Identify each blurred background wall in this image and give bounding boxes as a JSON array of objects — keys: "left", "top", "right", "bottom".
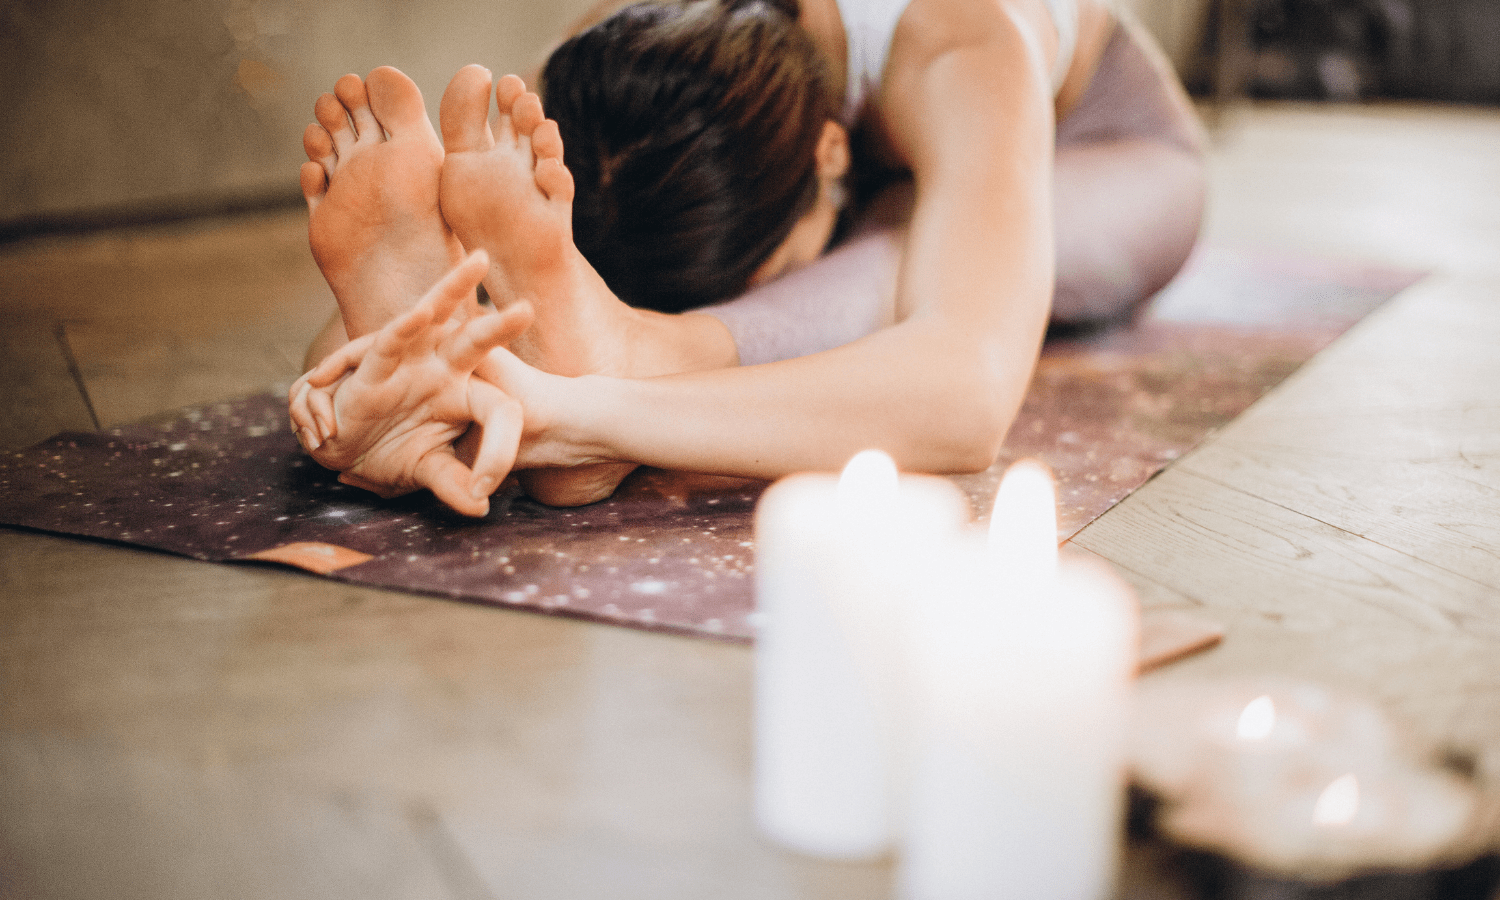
[
  {"left": 1189, "top": 0, "right": 1500, "bottom": 104},
  {"left": 0, "top": 0, "right": 1203, "bottom": 235},
  {"left": 0, "top": 0, "right": 602, "bottom": 233}
]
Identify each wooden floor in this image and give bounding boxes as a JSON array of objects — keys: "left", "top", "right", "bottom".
[{"left": 2, "top": 102, "right": 1498, "bottom": 899}]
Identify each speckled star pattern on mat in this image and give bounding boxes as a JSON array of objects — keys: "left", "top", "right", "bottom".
[{"left": 0, "top": 247, "right": 1422, "bottom": 640}]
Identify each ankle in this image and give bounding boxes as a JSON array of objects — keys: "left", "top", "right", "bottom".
[{"left": 624, "top": 308, "right": 740, "bottom": 376}]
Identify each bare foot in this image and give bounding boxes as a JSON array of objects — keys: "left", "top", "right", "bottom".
[
  {"left": 438, "top": 65, "right": 637, "bottom": 380},
  {"left": 441, "top": 66, "right": 662, "bottom": 506},
  {"left": 302, "top": 66, "right": 466, "bottom": 340}
]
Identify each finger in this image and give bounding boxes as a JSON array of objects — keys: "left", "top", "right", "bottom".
[
  {"left": 414, "top": 448, "right": 490, "bottom": 518},
  {"left": 364, "top": 303, "right": 435, "bottom": 383},
  {"left": 305, "top": 333, "right": 376, "bottom": 388},
  {"left": 446, "top": 301, "right": 533, "bottom": 371},
  {"left": 424, "top": 250, "right": 491, "bottom": 328},
  {"left": 289, "top": 372, "right": 313, "bottom": 406},
  {"left": 466, "top": 379, "right": 523, "bottom": 501},
  {"left": 288, "top": 380, "right": 322, "bottom": 449},
  {"left": 307, "top": 386, "right": 338, "bottom": 442},
  {"left": 289, "top": 376, "right": 311, "bottom": 419},
  {"left": 473, "top": 342, "right": 536, "bottom": 396},
  {"left": 296, "top": 428, "right": 322, "bottom": 454}
]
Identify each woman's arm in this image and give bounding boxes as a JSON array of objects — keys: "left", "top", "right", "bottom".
[{"left": 506, "top": 0, "right": 1060, "bottom": 478}]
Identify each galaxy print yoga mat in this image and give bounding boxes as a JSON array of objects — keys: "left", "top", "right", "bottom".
[{"left": 0, "top": 246, "right": 1422, "bottom": 641}]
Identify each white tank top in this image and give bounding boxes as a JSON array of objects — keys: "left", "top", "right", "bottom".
[{"left": 835, "top": 0, "right": 1079, "bottom": 122}]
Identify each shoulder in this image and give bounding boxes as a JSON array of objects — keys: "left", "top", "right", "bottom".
[
  {"left": 890, "top": 0, "right": 1054, "bottom": 63},
  {"left": 880, "top": 0, "right": 1059, "bottom": 117},
  {"left": 872, "top": 0, "right": 1059, "bottom": 170},
  {"left": 885, "top": 0, "right": 1113, "bottom": 85}
]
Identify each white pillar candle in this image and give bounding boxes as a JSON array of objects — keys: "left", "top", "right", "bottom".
[
  {"left": 899, "top": 461, "right": 1138, "bottom": 900},
  {"left": 754, "top": 450, "right": 969, "bottom": 859}
]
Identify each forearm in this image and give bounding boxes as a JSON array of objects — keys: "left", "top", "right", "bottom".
[{"left": 532, "top": 317, "right": 1034, "bottom": 479}]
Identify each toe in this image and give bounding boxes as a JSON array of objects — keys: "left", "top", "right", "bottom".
[
  {"left": 528, "top": 121, "right": 572, "bottom": 202},
  {"left": 492, "top": 75, "right": 527, "bottom": 143},
  {"left": 300, "top": 161, "right": 328, "bottom": 208},
  {"left": 440, "top": 64, "right": 496, "bottom": 153},
  {"left": 531, "top": 119, "right": 564, "bottom": 162},
  {"left": 303, "top": 122, "right": 336, "bottom": 166},
  {"left": 365, "top": 65, "right": 434, "bottom": 138},
  {"left": 495, "top": 74, "right": 526, "bottom": 114},
  {"left": 314, "top": 92, "right": 356, "bottom": 156},
  {"left": 535, "top": 158, "right": 575, "bottom": 204},
  {"left": 334, "top": 73, "right": 381, "bottom": 141},
  {"left": 510, "top": 92, "right": 545, "bottom": 137}
]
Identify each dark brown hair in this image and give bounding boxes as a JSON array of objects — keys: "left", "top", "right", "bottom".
[{"left": 541, "top": 0, "right": 838, "bottom": 313}]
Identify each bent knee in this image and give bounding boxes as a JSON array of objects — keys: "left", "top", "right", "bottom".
[{"left": 1051, "top": 142, "right": 1206, "bottom": 325}]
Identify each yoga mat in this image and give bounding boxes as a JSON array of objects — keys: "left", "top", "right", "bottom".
[{"left": 0, "top": 246, "right": 1422, "bottom": 642}]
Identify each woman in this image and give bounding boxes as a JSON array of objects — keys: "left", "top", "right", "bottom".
[{"left": 292, "top": 0, "right": 1205, "bottom": 514}]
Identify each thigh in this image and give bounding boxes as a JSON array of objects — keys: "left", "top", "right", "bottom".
[{"left": 1051, "top": 16, "right": 1208, "bottom": 324}]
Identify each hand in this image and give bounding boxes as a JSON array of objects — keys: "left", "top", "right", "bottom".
[{"left": 288, "top": 250, "right": 533, "bottom": 516}]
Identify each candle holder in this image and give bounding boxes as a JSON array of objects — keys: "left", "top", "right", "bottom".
[{"left": 1128, "top": 679, "right": 1500, "bottom": 899}]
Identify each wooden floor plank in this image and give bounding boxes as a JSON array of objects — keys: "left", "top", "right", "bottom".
[
  {"left": 1072, "top": 466, "right": 1500, "bottom": 774},
  {"left": 1164, "top": 276, "right": 1500, "bottom": 591},
  {"left": 1204, "top": 104, "right": 1500, "bottom": 278},
  {"left": 0, "top": 209, "right": 331, "bottom": 426},
  {"left": 1074, "top": 467, "right": 1500, "bottom": 638},
  {"left": 63, "top": 320, "right": 303, "bottom": 427},
  {"left": 0, "top": 528, "right": 878, "bottom": 900},
  {"left": 0, "top": 322, "right": 96, "bottom": 451},
  {"left": 1181, "top": 445, "right": 1500, "bottom": 589}
]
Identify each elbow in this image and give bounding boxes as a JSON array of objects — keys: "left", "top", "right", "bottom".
[
  {"left": 951, "top": 443, "right": 1007, "bottom": 475},
  {"left": 889, "top": 323, "right": 1039, "bottom": 475},
  {"left": 940, "top": 400, "right": 1012, "bottom": 474},
  {"left": 917, "top": 364, "right": 1020, "bottom": 475}
]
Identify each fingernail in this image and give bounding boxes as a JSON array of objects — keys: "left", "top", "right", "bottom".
[
  {"left": 299, "top": 428, "right": 321, "bottom": 452},
  {"left": 471, "top": 476, "right": 498, "bottom": 500}
]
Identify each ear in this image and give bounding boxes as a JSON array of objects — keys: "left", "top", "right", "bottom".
[{"left": 815, "top": 120, "right": 850, "bottom": 181}]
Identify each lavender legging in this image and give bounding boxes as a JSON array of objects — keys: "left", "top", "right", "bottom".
[{"left": 701, "top": 15, "right": 1207, "bottom": 366}]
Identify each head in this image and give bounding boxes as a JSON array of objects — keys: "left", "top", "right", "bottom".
[{"left": 541, "top": 0, "right": 848, "bottom": 313}]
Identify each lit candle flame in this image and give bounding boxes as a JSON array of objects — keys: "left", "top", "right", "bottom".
[
  {"left": 988, "top": 460, "right": 1058, "bottom": 590},
  {"left": 1313, "top": 773, "right": 1360, "bottom": 827},
  {"left": 1236, "top": 695, "right": 1276, "bottom": 741}
]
